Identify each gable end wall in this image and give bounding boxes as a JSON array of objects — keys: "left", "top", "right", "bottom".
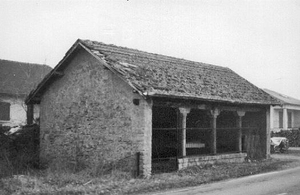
[{"left": 39, "top": 49, "right": 152, "bottom": 176}]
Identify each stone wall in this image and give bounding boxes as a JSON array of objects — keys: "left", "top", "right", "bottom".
[
  {"left": 39, "top": 49, "right": 152, "bottom": 176},
  {"left": 178, "top": 153, "right": 247, "bottom": 170}
]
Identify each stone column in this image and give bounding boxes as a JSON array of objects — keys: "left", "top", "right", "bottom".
[
  {"left": 237, "top": 111, "right": 246, "bottom": 153},
  {"left": 141, "top": 99, "right": 153, "bottom": 178},
  {"left": 210, "top": 108, "right": 220, "bottom": 155},
  {"left": 179, "top": 107, "right": 191, "bottom": 157},
  {"left": 266, "top": 109, "right": 271, "bottom": 158},
  {"left": 283, "top": 108, "right": 288, "bottom": 130},
  {"left": 269, "top": 106, "right": 274, "bottom": 131}
]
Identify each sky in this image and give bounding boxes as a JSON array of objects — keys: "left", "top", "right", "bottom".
[{"left": 1, "top": 0, "right": 300, "bottom": 100}]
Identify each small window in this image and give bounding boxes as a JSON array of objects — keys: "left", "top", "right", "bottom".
[{"left": 0, "top": 102, "right": 10, "bottom": 121}]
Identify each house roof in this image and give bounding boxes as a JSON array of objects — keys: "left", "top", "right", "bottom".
[
  {"left": 263, "top": 89, "right": 300, "bottom": 106},
  {"left": 26, "top": 39, "right": 279, "bottom": 105},
  {"left": 0, "top": 59, "right": 52, "bottom": 97}
]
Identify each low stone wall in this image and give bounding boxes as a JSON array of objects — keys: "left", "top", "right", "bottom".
[{"left": 178, "top": 153, "right": 247, "bottom": 170}]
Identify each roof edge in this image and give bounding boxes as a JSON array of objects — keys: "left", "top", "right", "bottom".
[
  {"left": 78, "top": 40, "right": 146, "bottom": 97},
  {"left": 25, "top": 39, "right": 83, "bottom": 104},
  {"left": 148, "top": 93, "right": 277, "bottom": 106}
]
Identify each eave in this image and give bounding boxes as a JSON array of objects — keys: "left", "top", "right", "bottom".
[
  {"left": 149, "top": 93, "right": 279, "bottom": 107},
  {"left": 25, "top": 40, "right": 82, "bottom": 105}
]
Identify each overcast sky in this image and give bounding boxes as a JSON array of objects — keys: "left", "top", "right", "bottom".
[{"left": 1, "top": 0, "right": 300, "bottom": 99}]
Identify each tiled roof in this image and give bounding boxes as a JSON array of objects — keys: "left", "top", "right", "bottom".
[
  {"left": 80, "top": 39, "right": 278, "bottom": 105},
  {"left": 263, "top": 89, "right": 300, "bottom": 106},
  {"left": 0, "top": 59, "right": 52, "bottom": 96},
  {"left": 26, "top": 39, "right": 279, "bottom": 105}
]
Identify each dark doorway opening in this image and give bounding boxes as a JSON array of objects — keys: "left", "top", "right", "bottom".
[
  {"left": 152, "top": 106, "right": 178, "bottom": 173},
  {"left": 217, "top": 111, "right": 238, "bottom": 153},
  {"left": 186, "top": 109, "right": 211, "bottom": 155}
]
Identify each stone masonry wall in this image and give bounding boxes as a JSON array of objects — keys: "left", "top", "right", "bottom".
[
  {"left": 39, "top": 49, "right": 152, "bottom": 176},
  {"left": 178, "top": 153, "right": 247, "bottom": 170}
]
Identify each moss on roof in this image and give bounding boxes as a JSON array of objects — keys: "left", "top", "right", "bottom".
[
  {"left": 26, "top": 39, "right": 279, "bottom": 105},
  {"left": 80, "top": 39, "right": 278, "bottom": 105}
]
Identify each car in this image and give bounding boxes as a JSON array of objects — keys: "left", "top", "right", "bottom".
[{"left": 270, "top": 137, "right": 289, "bottom": 153}]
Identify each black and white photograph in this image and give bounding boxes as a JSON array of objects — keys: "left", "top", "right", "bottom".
[{"left": 1, "top": 1, "right": 300, "bottom": 194}]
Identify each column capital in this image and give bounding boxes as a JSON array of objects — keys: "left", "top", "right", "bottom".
[
  {"left": 210, "top": 108, "right": 220, "bottom": 118},
  {"left": 179, "top": 107, "right": 191, "bottom": 115},
  {"left": 237, "top": 110, "right": 246, "bottom": 117}
]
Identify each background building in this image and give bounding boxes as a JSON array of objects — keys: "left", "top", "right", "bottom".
[{"left": 0, "top": 59, "right": 51, "bottom": 126}]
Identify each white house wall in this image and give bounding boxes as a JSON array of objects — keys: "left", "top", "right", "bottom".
[
  {"left": 271, "top": 105, "right": 300, "bottom": 131},
  {"left": 293, "top": 110, "right": 300, "bottom": 128},
  {"left": 0, "top": 95, "right": 40, "bottom": 127},
  {"left": 272, "top": 109, "right": 280, "bottom": 130}
]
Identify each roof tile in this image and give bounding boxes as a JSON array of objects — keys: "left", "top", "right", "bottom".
[
  {"left": 81, "top": 39, "right": 278, "bottom": 105},
  {"left": 0, "top": 59, "right": 52, "bottom": 96}
]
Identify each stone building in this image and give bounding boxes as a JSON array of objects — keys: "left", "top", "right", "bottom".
[
  {"left": 0, "top": 59, "right": 51, "bottom": 127},
  {"left": 26, "top": 39, "right": 279, "bottom": 177}
]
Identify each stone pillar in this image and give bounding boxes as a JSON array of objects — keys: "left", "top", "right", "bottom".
[
  {"left": 283, "top": 108, "right": 288, "bottom": 130},
  {"left": 269, "top": 106, "right": 274, "bottom": 131},
  {"left": 237, "top": 111, "right": 246, "bottom": 153},
  {"left": 266, "top": 108, "right": 271, "bottom": 158},
  {"left": 179, "top": 107, "right": 191, "bottom": 157},
  {"left": 142, "top": 99, "right": 153, "bottom": 177},
  {"left": 210, "top": 108, "right": 220, "bottom": 155}
]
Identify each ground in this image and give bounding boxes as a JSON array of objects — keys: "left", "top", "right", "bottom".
[{"left": 1, "top": 148, "right": 300, "bottom": 195}]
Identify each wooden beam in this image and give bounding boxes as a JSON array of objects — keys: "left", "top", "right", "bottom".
[
  {"left": 219, "top": 106, "right": 261, "bottom": 112},
  {"left": 30, "top": 97, "right": 41, "bottom": 103},
  {"left": 153, "top": 99, "right": 212, "bottom": 110},
  {"left": 52, "top": 71, "right": 64, "bottom": 77},
  {"left": 26, "top": 104, "right": 34, "bottom": 125}
]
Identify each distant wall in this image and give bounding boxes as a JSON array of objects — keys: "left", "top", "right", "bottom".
[
  {"left": 0, "top": 95, "right": 39, "bottom": 126},
  {"left": 272, "top": 109, "right": 280, "bottom": 130},
  {"left": 293, "top": 110, "right": 300, "bottom": 128},
  {"left": 272, "top": 108, "right": 300, "bottom": 131}
]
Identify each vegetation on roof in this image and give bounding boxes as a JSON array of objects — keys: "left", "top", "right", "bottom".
[
  {"left": 81, "top": 39, "right": 279, "bottom": 105},
  {"left": 26, "top": 39, "right": 279, "bottom": 105}
]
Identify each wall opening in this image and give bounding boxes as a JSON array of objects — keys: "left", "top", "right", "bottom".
[
  {"left": 216, "top": 111, "right": 238, "bottom": 153},
  {"left": 152, "top": 106, "right": 178, "bottom": 173},
  {"left": 152, "top": 106, "right": 178, "bottom": 159},
  {"left": 186, "top": 109, "right": 211, "bottom": 155}
]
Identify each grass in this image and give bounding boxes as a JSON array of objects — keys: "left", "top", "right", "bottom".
[{"left": 0, "top": 157, "right": 299, "bottom": 195}]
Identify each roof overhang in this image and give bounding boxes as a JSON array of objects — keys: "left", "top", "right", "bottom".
[
  {"left": 147, "top": 93, "right": 279, "bottom": 107},
  {"left": 25, "top": 40, "right": 82, "bottom": 104}
]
